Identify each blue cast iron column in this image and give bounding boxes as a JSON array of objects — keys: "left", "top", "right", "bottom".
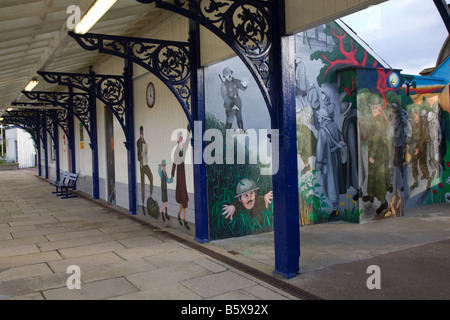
[
  {"left": 68, "top": 89, "right": 76, "bottom": 175},
  {"left": 190, "top": 20, "right": 209, "bottom": 243},
  {"left": 89, "top": 74, "right": 100, "bottom": 200},
  {"left": 37, "top": 127, "right": 42, "bottom": 177},
  {"left": 53, "top": 117, "right": 60, "bottom": 182},
  {"left": 124, "top": 59, "right": 137, "bottom": 215},
  {"left": 42, "top": 119, "right": 49, "bottom": 180},
  {"left": 271, "top": 0, "right": 300, "bottom": 279}
]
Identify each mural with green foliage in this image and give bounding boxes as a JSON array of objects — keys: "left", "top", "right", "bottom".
[
  {"left": 205, "top": 57, "right": 273, "bottom": 240},
  {"left": 295, "top": 20, "right": 450, "bottom": 226}
]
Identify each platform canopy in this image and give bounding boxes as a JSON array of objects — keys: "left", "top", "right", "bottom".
[
  {"left": 0, "top": 0, "right": 393, "bottom": 115},
  {"left": 0, "top": 0, "right": 173, "bottom": 113}
]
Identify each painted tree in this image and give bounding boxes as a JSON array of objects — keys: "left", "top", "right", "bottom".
[{"left": 310, "top": 22, "right": 379, "bottom": 86}]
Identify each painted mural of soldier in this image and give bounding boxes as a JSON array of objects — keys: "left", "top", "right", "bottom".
[
  {"left": 220, "top": 66, "right": 249, "bottom": 133},
  {"left": 314, "top": 107, "right": 345, "bottom": 220},
  {"left": 427, "top": 101, "right": 442, "bottom": 179},
  {"left": 362, "top": 94, "right": 390, "bottom": 214},
  {"left": 387, "top": 103, "right": 406, "bottom": 191},
  {"left": 221, "top": 178, "right": 273, "bottom": 223},
  {"left": 296, "top": 115, "right": 316, "bottom": 174},
  {"left": 407, "top": 106, "right": 431, "bottom": 191}
]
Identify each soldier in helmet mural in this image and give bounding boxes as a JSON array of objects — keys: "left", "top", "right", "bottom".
[
  {"left": 220, "top": 66, "right": 249, "bottom": 133},
  {"left": 221, "top": 178, "right": 273, "bottom": 223}
]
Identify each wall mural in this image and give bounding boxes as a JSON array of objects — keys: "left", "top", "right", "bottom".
[
  {"left": 205, "top": 56, "right": 273, "bottom": 240},
  {"left": 295, "top": 21, "right": 450, "bottom": 226},
  {"left": 137, "top": 96, "right": 193, "bottom": 230}
]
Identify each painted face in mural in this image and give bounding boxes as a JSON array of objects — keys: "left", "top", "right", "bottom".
[
  {"left": 239, "top": 190, "right": 256, "bottom": 210},
  {"left": 413, "top": 110, "right": 420, "bottom": 123},
  {"left": 371, "top": 104, "right": 382, "bottom": 117},
  {"left": 223, "top": 67, "right": 233, "bottom": 82}
]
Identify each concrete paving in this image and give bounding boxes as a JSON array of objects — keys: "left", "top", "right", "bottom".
[
  {"left": 1, "top": 169, "right": 449, "bottom": 300},
  {"left": 0, "top": 169, "right": 297, "bottom": 301}
]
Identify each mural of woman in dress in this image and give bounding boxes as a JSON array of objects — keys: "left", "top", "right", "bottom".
[{"left": 172, "top": 126, "right": 191, "bottom": 230}]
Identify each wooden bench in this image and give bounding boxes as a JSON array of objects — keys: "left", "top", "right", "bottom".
[{"left": 50, "top": 171, "right": 69, "bottom": 195}]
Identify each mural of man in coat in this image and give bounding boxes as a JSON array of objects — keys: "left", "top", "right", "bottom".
[
  {"left": 314, "top": 107, "right": 346, "bottom": 220},
  {"left": 363, "top": 94, "right": 390, "bottom": 214}
]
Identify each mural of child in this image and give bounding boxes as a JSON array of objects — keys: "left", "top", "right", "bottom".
[
  {"left": 172, "top": 126, "right": 191, "bottom": 230},
  {"left": 221, "top": 178, "right": 273, "bottom": 223},
  {"left": 158, "top": 159, "right": 172, "bottom": 223}
]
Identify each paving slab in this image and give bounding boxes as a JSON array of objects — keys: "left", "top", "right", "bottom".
[
  {"left": 42, "top": 277, "right": 139, "bottom": 300},
  {"left": 3, "top": 169, "right": 449, "bottom": 301}
]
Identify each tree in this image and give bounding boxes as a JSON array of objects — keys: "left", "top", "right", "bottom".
[{"left": 310, "top": 22, "right": 379, "bottom": 86}]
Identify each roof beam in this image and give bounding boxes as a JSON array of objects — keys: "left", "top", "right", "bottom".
[
  {"left": 434, "top": 0, "right": 450, "bottom": 34},
  {"left": 8, "top": 0, "right": 94, "bottom": 107}
]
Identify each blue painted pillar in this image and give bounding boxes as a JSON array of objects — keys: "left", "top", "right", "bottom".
[
  {"left": 42, "top": 119, "right": 49, "bottom": 180},
  {"left": 68, "top": 89, "right": 76, "bottom": 175},
  {"left": 271, "top": 0, "right": 300, "bottom": 279},
  {"left": 124, "top": 59, "right": 137, "bottom": 215},
  {"left": 89, "top": 73, "right": 100, "bottom": 199},
  {"left": 53, "top": 117, "right": 60, "bottom": 182},
  {"left": 37, "top": 128, "right": 42, "bottom": 177},
  {"left": 190, "top": 20, "right": 209, "bottom": 243}
]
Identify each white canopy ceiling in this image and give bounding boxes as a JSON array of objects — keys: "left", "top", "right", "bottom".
[{"left": 0, "top": 0, "right": 171, "bottom": 115}]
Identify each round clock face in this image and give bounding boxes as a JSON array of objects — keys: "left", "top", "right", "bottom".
[{"left": 146, "top": 82, "right": 155, "bottom": 108}]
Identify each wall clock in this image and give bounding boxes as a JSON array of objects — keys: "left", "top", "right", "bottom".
[{"left": 146, "top": 82, "right": 155, "bottom": 108}]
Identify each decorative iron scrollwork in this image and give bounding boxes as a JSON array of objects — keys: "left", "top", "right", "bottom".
[
  {"left": 21, "top": 90, "right": 92, "bottom": 137},
  {"left": 136, "top": 0, "right": 273, "bottom": 115},
  {"left": 69, "top": 31, "right": 193, "bottom": 124},
  {"left": 38, "top": 71, "right": 127, "bottom": 135},
  {"left": 3, "top": 110, "right": 54, "bottom": 144}
]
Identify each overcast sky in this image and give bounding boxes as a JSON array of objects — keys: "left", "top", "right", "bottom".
[{"left": 341, "top": 0, "right": 450, "bottom": 75}]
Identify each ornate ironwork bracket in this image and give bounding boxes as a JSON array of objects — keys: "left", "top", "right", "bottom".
[
  {"left": 21, "top": 91, "right": 91, "bottom": 139},
  {"left": 38, "top": 70, "right": 126, "bottom": 135},
  {"left": 68, "top": 31, "right": 193, "bottom": 127},
  {"left": 4, "top": 109, "right": 62, "bottom": 145},
  {"left": 1, "top": 112, "right": 39, "bottom": 144},
  {"left": 136, "top": 0, "right": 274, "bottom": 117}
]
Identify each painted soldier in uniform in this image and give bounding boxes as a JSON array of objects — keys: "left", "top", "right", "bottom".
[
  {"left": 221, "top": 178, "right": 273, "bottom": 223},
  {"left": 363, "top": 94, "right": 390, "bottom": 214},
  {"left": 408, "top": 106, "right": 431, "bottom": 190},
  {"left": 220, "top": 66, "right": 249, "bottom": 133},
  {"left": 296, "top": 115, "right": 316, "bottom": 174}
]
